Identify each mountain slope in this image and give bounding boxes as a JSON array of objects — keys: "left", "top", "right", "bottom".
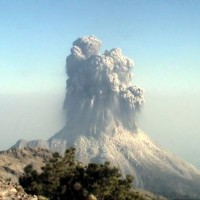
[
  {"left": 12, "top": 126, "right": 200, "bottom": 199},
  {"left": 0, "top": 148, "right": 52, "bottom": 183},
  {"left": 50, "top": 127, "right": 200, "bottom": 199}
]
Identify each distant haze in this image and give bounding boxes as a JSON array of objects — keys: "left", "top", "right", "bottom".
[
  {"left": 0, "top": 93, "right": 65, "bottom": 150},
  {"left": 138, "top": 91, "right": 200, "bottom": 169}
]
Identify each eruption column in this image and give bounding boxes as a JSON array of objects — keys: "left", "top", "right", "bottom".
[{"left": 61, "top": 36, "right": 144, "bottom": 138}]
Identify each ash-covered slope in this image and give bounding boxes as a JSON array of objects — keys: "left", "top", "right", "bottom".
[
  {"left": 11, "top": 36, "right": 200, "bottom": 198},
  {"left": 51, "top": 127, "right": 200, "bottom": 198},
  {"left": 13, "top": 128, "right": 200, "bottom": 198}
]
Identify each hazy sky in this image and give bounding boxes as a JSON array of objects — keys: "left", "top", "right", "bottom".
[{"left": 0, "top": 1, "right": 200, "bottom": 167}]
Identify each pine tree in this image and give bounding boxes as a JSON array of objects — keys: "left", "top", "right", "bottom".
[{"left": 19, "top": 148, "right": 137, "bottom": 200}]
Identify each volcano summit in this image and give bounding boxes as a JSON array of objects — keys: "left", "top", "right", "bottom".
[{"left": 13, "top": 36, "right": 200, "bottom": 198}]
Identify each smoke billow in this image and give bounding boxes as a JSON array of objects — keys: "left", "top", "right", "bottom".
[{"left": 62, "top": 36, "right": 144, "bottom": 138}]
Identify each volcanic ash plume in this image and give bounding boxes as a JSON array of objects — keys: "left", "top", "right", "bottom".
[{"left": 58, "top": 36, "right": 144, "bottom": 139}]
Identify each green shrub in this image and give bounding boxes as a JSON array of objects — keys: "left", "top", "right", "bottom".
[{"left": 19, "top": 148, "right": 136, "bottom": 200}]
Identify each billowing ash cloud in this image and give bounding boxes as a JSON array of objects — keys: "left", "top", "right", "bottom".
[{"left": 63, "top": 36, "right": 144, "bottom": 137}]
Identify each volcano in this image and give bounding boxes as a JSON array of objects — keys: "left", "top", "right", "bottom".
[{"left": 13, "top": 36, "right": 200, "bottom": 198}]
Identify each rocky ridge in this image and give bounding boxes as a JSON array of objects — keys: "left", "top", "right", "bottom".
[
  {"left": 0, "top": 148, "right": 52, "bottom": 183},
  {"left": 0, "top": 179, "right": 38, "bottom": 200}
]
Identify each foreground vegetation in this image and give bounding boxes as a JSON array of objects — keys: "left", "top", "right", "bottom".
[{"left": 19, "top": 148, "right": 164, "bottom": 200}]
